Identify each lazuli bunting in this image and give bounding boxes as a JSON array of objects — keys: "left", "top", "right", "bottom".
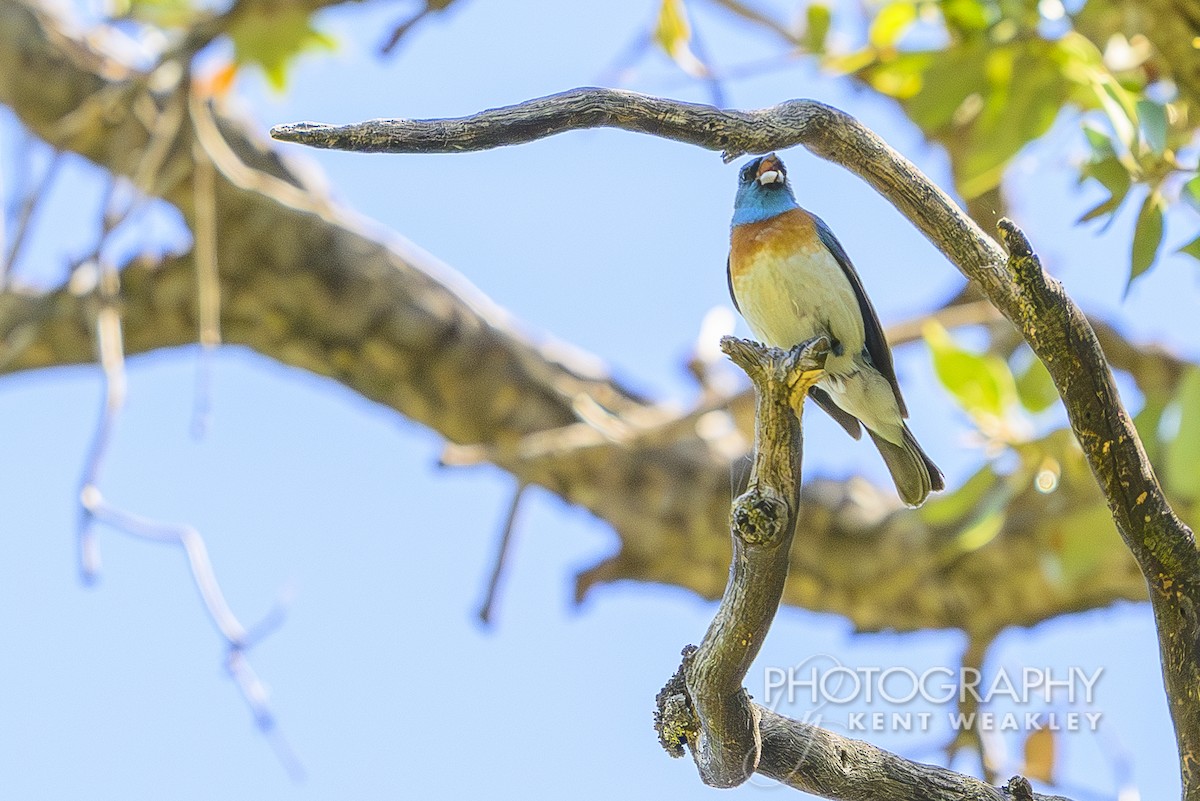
[{"left": 727, "top": 153, "right": 944, "bottom": 506}]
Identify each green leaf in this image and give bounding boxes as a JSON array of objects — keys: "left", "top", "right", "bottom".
[
  {"left": 1136, "top": 99, "right": 1168, "bottom": 155},
  {"left": 803, "top": 3, "right": 833, "bottom": 55},
  {"left": 1129, "top": 191, "right": 1165, "bottom": 287},
  {"left": 228, "top": 6, "right": 335, "bottom": 92},
  {"left": 919, "top": 463, "right": 997, "bottom": 526},
  {"left": 1092, "top": 74, "right": 1140, "bottom": 153},
  {"left": 869, "top": 2, "right": 918, "bottom": 49},
  {"left": 932, "top": 469, "right": 1018, "bottom": 559},
  {"left": 1134, "top": 395, "right": 1166, "bottom": 464},
  {"left": 955, "top": 507, "right": 1006, "bottom": 553},
  {"left": 1054, "top": 30, "right": 1106, "bottom": 88},
  {"left": 1077, "top": 192, "right": 1124, "bottom": 224},
  {"left": 862, "top": 50, "right": 939, "bottom": 100},
  {"left": 654, "top": 0, "right": 705, "bottom": 77},
  {"left": 1082, "top": 122, "right": 1115, "bottom": 156},
  {"left": 957, "top": 46, "right": 1067, "bottom": 199},
  {"left": 1015, "top": 354, "right": 1058, "bottom": 413},
  {"left": 923, "top": 466, "right": 1016, "bottom": 559},
  {"left": 1077, "top": 154, "right": 1131, "bottom": 224},
  {"left": 924, "top": 320, "right": 1018, "bottom": 421},
  {"left": 1165, "top": 367, "right": 1200, "bottom": 502},
  {"left": 655, "top": 0, "right": 691, "bottom": 57},
  {"left": 1055, "top": 504, "right": 1123, "bottom": 584},
  {"left": 1079, "top": 154, "right": 1131, "bottom": 196},
  {"left": 1179, "top": 232, "right": 1200, "bottom": 262},
  {"left": 864, "top": 38, "right": 1062, "bottom": 200},
  {"left": 940, "top": 0, "right": 993, "bottom": 34},
  {"left": 1182, "top": 175, "right": 1200, "bottom": 214},
  {"left": 114, "top": 0, "right": 196, "bottom": 26},
  {"left": 899, "top": 44, "right": 985, "bottom": 127}
]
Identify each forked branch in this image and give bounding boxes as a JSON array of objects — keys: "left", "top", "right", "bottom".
[
  {"left": 670, "top": 335, "right": 825, "bottom": 786},
  {"left": 275, "top": 87, "right": 1200, "bottom": 796},
  {"left": 653, "top": 337, "right": 1072, "bottom": 800}
]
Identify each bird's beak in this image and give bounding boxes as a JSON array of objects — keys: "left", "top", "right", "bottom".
[{"left": 755, "top": 154, "right": 785, "bottom": 186}]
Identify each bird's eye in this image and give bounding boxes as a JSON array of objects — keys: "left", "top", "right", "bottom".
[{"left": 739, "top": 162, "right": 757, "bottom": 183}]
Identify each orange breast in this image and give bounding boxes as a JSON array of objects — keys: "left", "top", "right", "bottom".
[{"left": 729, "top": 208, "right": 823, "bottom": 283}]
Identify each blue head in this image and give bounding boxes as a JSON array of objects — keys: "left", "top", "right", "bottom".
[{"left": 732, "top": 153, "right": 799, "bottom": 226}]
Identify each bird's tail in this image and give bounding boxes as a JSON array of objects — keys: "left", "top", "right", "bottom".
[{"left": 867, "top": 424, "right": 945, "bottom": 507}]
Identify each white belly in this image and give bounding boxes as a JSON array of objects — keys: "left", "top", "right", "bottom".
[{"left": 732, "top": 247, "right": 865, "bottom": 375}]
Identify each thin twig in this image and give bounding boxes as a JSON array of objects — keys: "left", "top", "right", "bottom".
[
  {"left": 886, "top": 300, "right": 1003, "bottom": 346},
  {"left": 379, "top": 0, "right": 463, "bottom": 55},
  {"left": 650, "top": 51, "right": 804, "bottom": 90},
  {"left": 194, "top": 89, "right": 327, "bottom": 212},
  {"left": 189, "top": 130, "right": 221, "bottom": 437},
  {"left": 379, "top": 8, "right": 429, "bottom": 55},
  {"left": 687, "top": 14, "right": 728, "bottom": 109},
  {"left": 595, "top": 29, "right": 653, "bottom": 88},
  {"left": 700, "top": 0, "right": 801, "bottom": 45},
  {"left": 476, "top": 481, "right": 528, "bottom": 626},
  {"left": 2, "top": 146, "right": 63, "bottom": 286},
  {"left": 72, "top": 149, "right": 298, "bottom": 776},
  {"left": 227, "top": 648, "right": 305, "bottom": 780},
  {"left": 944, "top": 634, "right": 1001, "bottom": 782},
  {"left": 83, "top": 492, "right": 301, "bottom": 777},
  {"left": 76, "top": 179, "right": 129, "bottom": 581}
]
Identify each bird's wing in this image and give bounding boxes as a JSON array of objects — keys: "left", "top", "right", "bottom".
[
  {"left": 808, "top": 386, "right": 862, "bottom": 439},
  {"left": 812, "top": 215, "right": 908, "bottom": 418},
  {"left": 726, "top": 255, "right": 740, "bottom": 313}
]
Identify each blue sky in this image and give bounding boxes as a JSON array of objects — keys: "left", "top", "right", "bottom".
[{"left": 1, "top": 1, "right": 1196, "bottom": 798}]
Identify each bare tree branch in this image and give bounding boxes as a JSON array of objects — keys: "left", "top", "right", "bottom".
[
  {"left": 63, "top": 168, "right": 300, "bottom": 773},
  {"left": 657, "top": 663, "right": 1076, "bottom": 800},
  {"left": 997, "top": 221, "right": 1200, "bottom": 793},
  {"left": 656, "top": 335, "right": 1074, "bottom": 799},
  {"left": 272, "top": 86, "right": 1200, "bottom": 795},
  {"left": 267, "top": 87, "right": 1192, "bottom": 573},
  {"left": 0, "top": 5, "right": 1159, "bottom": 646},
  {"left": 681, "top": 335, "right": 826, "bottom": 787},
  {"left": 754, "top": 708, "right": 1073, "bottom": 801}
]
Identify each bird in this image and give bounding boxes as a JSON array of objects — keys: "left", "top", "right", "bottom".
[{"left": 726, "top": 152, "right": 944, "bottom": 506}]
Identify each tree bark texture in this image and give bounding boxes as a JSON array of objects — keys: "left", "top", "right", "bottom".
[{"left": 654, "top": 338, "right": 1076, "bottom": 800}]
